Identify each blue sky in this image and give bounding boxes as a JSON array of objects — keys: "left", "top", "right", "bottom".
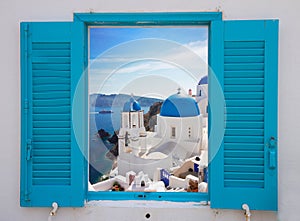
[{"left": 89, "top": 27, "right": 208, "bottom": 99}]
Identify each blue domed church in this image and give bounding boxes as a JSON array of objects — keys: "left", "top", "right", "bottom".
[
  {"left": 156, "top": 89, "right": 203, "bottom": 159},
  {"left": 196, "top": 75, "right": 208, "bottom": 117}
]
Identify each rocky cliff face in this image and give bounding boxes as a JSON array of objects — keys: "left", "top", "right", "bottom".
[
  {"left": 97, "top": 129, "right": 110, "bottom": 138},
  {"left": 143, "top": 101, "right": 163, "bottom": 131},
  {"left": 106, "top": 131, "right": 119, "bottom": 160}
]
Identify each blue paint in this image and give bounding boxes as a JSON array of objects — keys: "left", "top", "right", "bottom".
[
  {"left": 194, "top": 163, "right": 199, "bottom": 173},
  {"left": 123, "top": 97, "right": 142, "bottom": 112},
  {"left": 198, "top": 75, "right": 208, "bottom": 85},
  {"left": 203, "top": 167, "right": 208, "bottom": 183},
  {"left": 160, "top": 93, "right": 200, "bottom": 117},
  {"left": 209, "top": 20, "right": 278, "bottom": 211},
  {"left": 20, "top": 22, "right": 86, "bottom": 207},
  {"left": 74, "top": 12, "right": 222, "bottom": 25},
  {"left": 160, "top": 169, "right": 171, "bottom": 187}
]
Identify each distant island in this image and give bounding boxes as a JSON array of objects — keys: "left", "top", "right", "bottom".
[{"left": 90, "top": 93, "right": 162, "bottom": 107}]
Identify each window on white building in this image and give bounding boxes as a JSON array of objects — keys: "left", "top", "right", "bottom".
[
  {"left": 20, "top": 12, "right": 278, "bottom": 210},
  {"left": 171, "top": 127, "right": 176, "bottom": 138}
]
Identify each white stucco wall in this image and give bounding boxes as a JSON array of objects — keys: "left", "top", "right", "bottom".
[{"left": 0, "top": 0, "right": 299, "bottom": 220}]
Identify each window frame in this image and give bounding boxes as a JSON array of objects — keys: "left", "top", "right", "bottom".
[
  {"left": 171, "top": 126, "right": 176, "bottom": 139},
  {"left": 74, "top": 12, "right": 221, "bottom": 203}
]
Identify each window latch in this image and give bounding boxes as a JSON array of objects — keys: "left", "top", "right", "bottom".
[
  {"left": 26, "top": 139, "right": 32, "bottom": 161},
  {"left": 267, "top": 136, "right": 277, "bottom": 169}
]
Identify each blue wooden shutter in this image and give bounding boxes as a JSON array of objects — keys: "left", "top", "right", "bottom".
[
  {"left": 20, "top": 22, "right": 86, "bottom": 207},
  {"left": 210, "top": 20, "right": 278, "bottom": 210}
]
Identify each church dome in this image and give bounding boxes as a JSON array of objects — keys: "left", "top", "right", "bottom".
[
  {"left": 198, "top": 75, "right": 208, "bottom": 85},
  {"left": 160, "top": 91, "right": 200, "bottom": 117},
  {"left": 123, "top": 97, "right": 141, "bottom": 112}
]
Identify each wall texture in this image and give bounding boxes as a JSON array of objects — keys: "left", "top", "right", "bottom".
[{"left": 0, "top": 0, "right": 299, "bottom": 220}]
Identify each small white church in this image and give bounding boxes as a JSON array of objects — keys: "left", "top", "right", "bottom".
[{"left": 117, "top": 76, "right": 208, "bottom": 179}]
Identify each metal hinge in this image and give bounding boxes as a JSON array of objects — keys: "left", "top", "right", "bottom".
[
  {"left": 23, "top": 24, "right": 32, "bottom": 59},
  {"left": 26, "top": 139, "right": 32, "bottom": 161},
  {"left": 24, "top": 99, "right": 29, "bottom": 113}
]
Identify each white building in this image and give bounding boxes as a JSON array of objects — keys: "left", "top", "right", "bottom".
[
  {"left": 117, "top": 91, "right": 203, "bottom": 179},
  {"left": 2, "top": 2, "right": 297, "bottom": 220},
  {"left": 196, "top": 75, "right": 208, "bottom": 118}
]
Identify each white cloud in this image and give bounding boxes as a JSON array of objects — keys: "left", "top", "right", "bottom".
[
  {"left": 88, "top": 38, "right": 208, "bottom": 95},
  {"left": 183, "top": 40, "right": 208, "bottom": 62}
]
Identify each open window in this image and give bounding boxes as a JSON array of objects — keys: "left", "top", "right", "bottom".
[
  {"left": 88, "top": 26, "right": 209, "bottom": 194},
  {"left": 20, "top": 13, "right": 278, "bottom": 211}
]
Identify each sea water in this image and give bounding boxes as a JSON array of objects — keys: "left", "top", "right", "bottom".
[{"left": 90, "top": 106, "right": 150, "bottom": 136}]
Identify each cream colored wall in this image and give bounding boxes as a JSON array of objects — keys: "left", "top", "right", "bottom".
[{"left": 0, "top": 0, "right": 298, "bottom": 220}]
